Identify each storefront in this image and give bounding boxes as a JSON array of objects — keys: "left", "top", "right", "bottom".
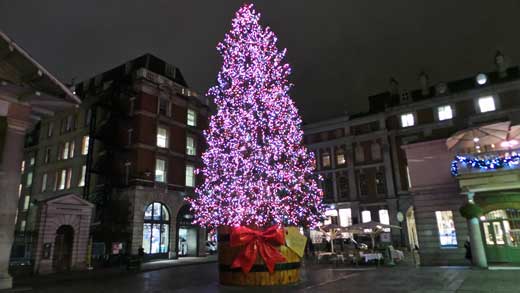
[{"left": 176, "top": 205, "right": 199, "bottom": 257}]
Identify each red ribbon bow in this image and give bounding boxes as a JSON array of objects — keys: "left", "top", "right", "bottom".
[{"left": 230, "top": 225, "right": 287, "bottom": 274}]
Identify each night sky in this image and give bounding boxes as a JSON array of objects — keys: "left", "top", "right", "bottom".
[{"left": 1, "top": 1, "right": 520, "bottom": 122}]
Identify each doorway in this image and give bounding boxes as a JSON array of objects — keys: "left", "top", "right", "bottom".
[
  {"left": 176, "top": 205, "right": 199, "bottom": 257},
  {"left": 481, "top": 209, "right": 520, "bottom": 263},
  {"left": 53, "top": 225, "right": 74, "bottom": 272}
]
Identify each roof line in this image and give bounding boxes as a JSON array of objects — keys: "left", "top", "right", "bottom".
[{"left": 0, "top": 30, "right": 81, "bottom": 104}]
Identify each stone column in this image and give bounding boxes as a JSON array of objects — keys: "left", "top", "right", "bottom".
[
  {"left": 0, "top": 115, "right": 29, "bottom": 289},
  {"left": 467, "top": 192, "right": 487, "bottom": 268}
]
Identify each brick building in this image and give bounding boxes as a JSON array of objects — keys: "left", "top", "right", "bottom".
[{"left": 12, "top": 54, "right": 209, "bottom": 273}]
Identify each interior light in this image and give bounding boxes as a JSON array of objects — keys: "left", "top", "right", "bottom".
[{"left": 473, "top": 137, "right": 480, "bottom": 143}]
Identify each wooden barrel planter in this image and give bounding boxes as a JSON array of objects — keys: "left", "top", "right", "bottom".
[{"left": 217, "top": 226, "right": 301, "bottom": 286}]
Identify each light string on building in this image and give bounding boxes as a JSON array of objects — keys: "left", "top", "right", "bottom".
[
  {"left": 451, "top": 153, "right": 520, "bottom": 176},
  {"left": 187, "top": 4, "right": 324, "bottom": 229}
]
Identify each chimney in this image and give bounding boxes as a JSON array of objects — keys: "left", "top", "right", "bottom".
[
  {"left": 419, "top": 71, "right": 429, "bottom": 96},
  {"left": 495, "top": 50, "right": 507, "bottom": 78},
  {"left": 389, "top": 77, "right": 399, "bottom": 96}
]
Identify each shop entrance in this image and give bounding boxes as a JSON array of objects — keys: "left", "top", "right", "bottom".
[
  {"left": 481, "top": 209, "right": 520, "bottom": 263},
  {"left": 52, "top": 225, "right": 74, "bottom": 272},
  {"left": 177, "top": 205, "right": 199, "bottom": 257}
]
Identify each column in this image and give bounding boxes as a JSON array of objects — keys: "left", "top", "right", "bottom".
[
  {"left": 467, "top": 192, "right": 487, "bottom": 268},
  {"left": 0, "top": 116, "right": 29, "bottom": 289}
]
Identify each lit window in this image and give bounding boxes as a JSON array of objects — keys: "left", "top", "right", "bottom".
[
  {"left": 44, "top": 148, "right": 51, "bottom": 164},
  {"left": 435, "top": 210, "right": 458, "bottom": 247},
  {"left": 69, "top": 140, "right": 75, "bottom": 158},
  {"left": 437, "top": 105, "right": 453, "bottom": 121},
  {"left": 59, "top": 169, "right": 66, "bottom": 190},
  {"left": 47, "top": 122, "right": 53, "bottom": 137},
  {"left": 18, "top": 184, "right": 22, "bottom": 198},
  {"left": 322, "top": 153, "right": 331, "bottom": 168},
  {"left": 20, "top": 220, "right": 26, "bottom": 232},
  {"left": 187, "top": 109, "right": 197, "bottom": 127},
  {"left": 155, "top": 159, "right": 166, "bottom": 183},
  {"left": 66, "top": 168, "right": 72, "bottom": 189},
  {"left": 478, "top": 96, "right": 496, "bottom": 113},
  {"left": 41, "top": 173, "right": 48, "bottom": 192},
  {"left": 339, "top": 208, "right": 352, "bottom": 227},
  {"left": 63, "top": 142, "right": 70, "bottom": 160},
  {"left": 23, "top": 195, "right": 30, "bottom": 211},
  {"left": 400, "top": 113, "right": 415, "bottom": 128},
  {"left": 336, "top": 152, "right": 346, "bottom": 165},
  {"left": 26, "top": 172, "right": 33, "bottom": 187},
  {"left": 157, "top": 127, "right": 168, "bottom": 148},
  {"left": 361, "top": 210, "right": 371, "bottom": 223},
  {"left": 186, "top": 135, "right": 196, "bottom": 156},
  {"left": 78, "top": 165, "right": 86, "bottom": 187},
  {"left": 20, "top": 160, "right": 25, "bottom": 173},
  {"left": 185, "top": 164, "right": 195, "bottom": 187},
  {"left": 82, "top": 136, "right": 89, "bottom": 155},
  {"left": 379, "top": 209, "right": 390, "bottom": 232}
]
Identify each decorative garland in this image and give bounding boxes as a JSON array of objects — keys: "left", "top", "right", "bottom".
[{"left": 451, "top": 153, "right": 520, "bottom": 176}]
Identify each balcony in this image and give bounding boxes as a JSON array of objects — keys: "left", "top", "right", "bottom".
[{"left": 451, "top": 149, "right": 520, "bottom": 176}]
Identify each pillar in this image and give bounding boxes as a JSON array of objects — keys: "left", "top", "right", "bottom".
[
  {"left": 467, "top": 192, "right": 487, "bottom": 268},
  {"left": 0, "top": 113, "right": 30, "bottom": 289}
]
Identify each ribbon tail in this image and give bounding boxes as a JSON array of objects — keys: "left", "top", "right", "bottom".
[{"left": 231, "top": 242, "right": 257, "bottom": 274}]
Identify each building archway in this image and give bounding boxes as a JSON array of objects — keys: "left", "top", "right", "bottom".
[
  {"left": 176, "top": 205, "right": 199, "bottom": 257},
  {"left": 142, "top": 202, "right": 170, "bottom": 259},
  {"left": 52, "top": 225, "right": 74, "bottom": 272}
]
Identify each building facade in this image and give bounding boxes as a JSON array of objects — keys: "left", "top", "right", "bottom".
[
  {"left": 12, "top": 54, "right": 209, "bottom": 274},
  {"left": 304, "top": 52, "right": 520, "bottom": 266}
]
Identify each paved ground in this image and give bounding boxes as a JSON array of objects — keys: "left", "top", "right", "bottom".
[{"left": 5, "top": 261, "right": 520, "bottom": 292}]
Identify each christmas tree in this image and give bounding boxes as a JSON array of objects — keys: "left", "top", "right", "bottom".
[{"left": 189, "top": 4, "right": 323, "bottom": 229}]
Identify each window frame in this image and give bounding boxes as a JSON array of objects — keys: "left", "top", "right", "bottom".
[
  {"left": 156, "top": 126, "right": 169, "bottom": 148},
  {"left": 436, "top": 104, "right": 454, "bottom": 121},
  {"left": 186, "top": 135, "right": 196, "bottom": 156},
  {"left": 155, "top": 158, "right": 167, "bottom": 183},
  {"left": 187, "top": 108, "right": 197, "bottom": 127},
  {"left": 476, "top": 96, "right": 498, "bottom": 113},
  {"left": 185, "top": 164, "right": 195, "bottom": 187},
  {"left": 400, "top": 112, "right": 416, "bottom": 128}
]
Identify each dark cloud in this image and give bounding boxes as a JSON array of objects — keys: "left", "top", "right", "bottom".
[{"left": 1, "top": 0, "right": 520, "bottom": 122}]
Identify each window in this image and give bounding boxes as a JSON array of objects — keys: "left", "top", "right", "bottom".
[
  {"left": 63, "top": 142, "right": 70, "bottom": 160},
  {"left": 20, "top": 220, "right": 26, "bottom": 232},
  {"left": 129, "top": 98, "right": 135, "bottom": 116},
  {"left": 47, "top": 122, "right": 53, "bottom": 137},
  {"left": 478, "top": 96, "right": 496, "bottom": 113},
  {"left": 82, "top": 136, "right": 89, "bottom": 155},
  {"left": 127, "top": 129, "right": 133, "bottom": 146},
  {"left": 69, "top": 140, "right": 75, "bottom": 158},
  {"left": 400, "top": 113, "right": 415, "bottom": 128},
  {"left": 376, "top": 172, "right": 386, "bottom": 194},
  {"left": 186, "top": 135, "right": 196, "bottom": 156},
  {"left": 437, "top": 105, "right": 453, "bottom": 121},
  {"left": 41, "top": 173, "right": 48, "bottom": 192},
  {"left": 155, "top": 159, "right": 166, "bottom": 183},
  {"left": 338, "top": 172, "right": 349, "bottom": 199},
  {"left": 66, "top": 168, "right": 72, "bottom": 189},
  {"left": 185, "top": 164, "right": 195, "bottom": 187},
  {"left": 78, "top": 165, "right": 86, "bottom": 187},
  {"left": 358, "top": 173, "right": 368, "bottom": 196},
  {"left": 124, "top": 162, "right": 131, "bottom": 185},
  {"left": 157, "top": 127, "right": 168, "bottom": 148},
  {"left": 20, "top": 160, "right": 25, "bottom": 173},
  {"left": 322, "top": 153, "right": 331, "bottom": 168},
  {"left": 66, "top": 115, "right": 73, "bottom": 132},
  {"left": 362, "top": 210, "right": 371, "bottom": 223},
  {"left": 59, "top": 169, "right": 66, "bottom": 190},
  {"left": 355, "top": 144, "right": 364, "bottom": 162},
  {"left": 85, "top": 108, "right": 92, "bottom": 126},
  {"left": 26, "top": 172, "right": 33, "bottom": 187},
  {"left": 158, "top": 98, "right": 170, "bottom": 116},
  {"left": 379, "top": 209, "right": 390, "bottom": 232},
  {"left": 187, "top": 109, "right": 197, "bottom": 127},
  {"left": 44, "top": 148, "right": 51, "bottom": 164},
  {"left": 18, "top": 184, "right": 22, "bottom": 198},
  {"left": 29, "top": 156, "right": 35, "bottom": 166},
  {"left": 336, "top": 151, "right": 346, "bottom": 166},
  {"left": 339, "top": 208, "right": 352, "bottom": 227},
  {"left": 23, "top": 195, "right": 30, "bottom": 211},
  {"left": 371, "top": 143, "right": 381, "bottom": 160},
  {"left": 435, "top": 211, "right": 458, "bottom": 247},
  {"left": 142, "top": 202, "right": 170, "bottom": 254}
]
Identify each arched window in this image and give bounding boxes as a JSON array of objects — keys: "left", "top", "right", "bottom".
[{"left": 142, "top": 202, "right": 170, "bottom": 254}]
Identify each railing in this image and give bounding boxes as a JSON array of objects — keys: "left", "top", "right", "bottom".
[{"left": 451, "top": 149, "right": 520, "bottom": 176}]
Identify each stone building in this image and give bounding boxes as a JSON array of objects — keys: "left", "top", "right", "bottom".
[
  {"left": 0, "top": 30, "right": 80, "bottom": 289},
  {"left": 12, "top": 54, "right": 209, "bottom": 274},
  {"left": 304, "top": 52, "right": 520, "bottom": 267}
]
